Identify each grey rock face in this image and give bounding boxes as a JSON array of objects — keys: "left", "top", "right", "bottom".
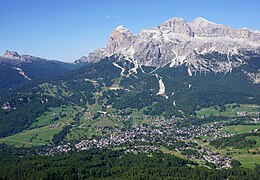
[
  {"left": 3, "top": 50, "right": 24, "bottom": 60},
  {"left": 80, "top": 17, "right": 260, "bottom": 75},
  {"left": 246, "top": 72, "right": 260, "bottom": 84},
  {"left": 107, "top": 25, "right": 137, "bottom": 54},
  {"left": 1, "top": 102, "right": 11, "bottom": 111},
  {"left": 160, "top": 17, "right": 194, "bottom": 37},
  {"left": 77, "top": 48, "right": 108, "bottom": 63}
]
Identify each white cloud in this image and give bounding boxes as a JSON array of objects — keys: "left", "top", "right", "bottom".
[{"left": 104, "top": 15, "right": 119, "bottom": 19}]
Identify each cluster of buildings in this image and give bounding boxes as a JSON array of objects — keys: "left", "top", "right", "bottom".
[
  {"left": 251, "top": 117, "right": 260, "bottom": 123},
  {"left": 125, "top": 145, "right": 159, "bottom": 153},
  {"left": 71, "top": 118, "right": 235, "bottom": 168},
  {"left": 39, "top": 144, "right": 72, "bottom": 156},
  {"left": 41, "top": 115, "right": 245, "bottom": 168},
  {"left": 199, "top": 147, "right": 232, "bottom": 169}
]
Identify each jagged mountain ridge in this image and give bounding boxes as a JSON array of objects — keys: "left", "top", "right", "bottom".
[
  {"left": 2, "top": 50, "right": 67, "bottom": 63},
  {"left": 78, "top": 17, "right": 260, "bottom": 81}
]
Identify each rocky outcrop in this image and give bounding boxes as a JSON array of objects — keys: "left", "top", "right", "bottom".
[
  {"left": 247, "top": 72, "right": 260, "bottom": 84},
  {"left": 79, "top": 17, "right": 260, "bottom": 74},
  {"left": 160, "top": 17, "right": 194, "bottom": 37},
  {"left": 77, "top": 48, "right": 108, "bottom": 63},
  {"left": 1, "top": 102, "right": 11, "bottom": 111},
  {"left": 3, "top": 50, "right": 24, "bottom": 60},
  {"left": 1, "top": 50, "right": 48, "bottom": 62}
]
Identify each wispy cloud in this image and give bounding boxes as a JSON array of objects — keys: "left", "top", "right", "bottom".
[{"left": 105, "top": 15, "right": 120, "bottom": 19}]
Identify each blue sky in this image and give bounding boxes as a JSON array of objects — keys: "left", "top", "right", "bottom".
[{"left": 0, "top": 0, "right": 259, "bottom": 62}]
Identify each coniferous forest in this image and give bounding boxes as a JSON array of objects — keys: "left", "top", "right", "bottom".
[{"left": 0, "top": 147, "right": 259, "bottom": 180}]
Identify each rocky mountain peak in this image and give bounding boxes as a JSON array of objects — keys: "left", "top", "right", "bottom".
[
  {"left": 160, "top": 17, "right": 194, "bottom": 37},
  {"left": 3, "top": 50, "right": 22, "bottom": 59},
  {"left": 107, "top": 25, "right": 136, "bottom": 54},
  {"left": 163, "top": 17, "right": 185, "bottom": 24},
  {"left": 114, "top": 25, "right": 128, "bottom": 31},
  {"left": 1, "top": 50, "right": 49, "bottom": 62},
  {"left": 80, "top": 17, "right": 260, "bottom": 76},
  {"left": 193, "top": 17, "right": 214, "bottom": 24}
]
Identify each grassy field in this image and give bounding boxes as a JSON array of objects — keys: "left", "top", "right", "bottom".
[
  {"left": 247, "top": 136, "right": 260, "bottom": 149},
  {"left": 87, "top": 93, "right": 103, "bottom": 112},
  {"left": 0, "top": 105, "right": 83, "bottom": 147},
  {"left": 196, "top": 104, "right": 259, "bottom": 118},
  {"left": 39, "top": 83, "right": 73, "bottom": 98},
  {"left": 30, "top": 105, "right": 76, "bottom": 128},
  {"left": 232, "top": 154, "right": 260, "bottom": 169},
  {"left": 160, "top": 147, "right": 208, "bottom": 167},
  {"left": 91, "top": 117, "right": 116, "bottom": 127},
  {"left": 196, "top": 107, "right": 221, "bottom": 117},
  {"left": 0, "top": 126, "right": 62, "bottom": 147},
  {"left": 160, "top": 147, "right": 186, "bottom": 159},
  {"left": 129, "top": 108, "right": 148, "bottom": 124},
  {"left": 66, "top": 127, "right": 95, "bottom": 141},
  {"left": 221, "top": 125, "right": 260, "bottom": 134}
]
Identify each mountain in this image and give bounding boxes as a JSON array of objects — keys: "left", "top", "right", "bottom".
[
  {"left": 1, "top": 54, "right": 259, "bottom": 137},
  {"left": 0, "top": 50, "right": 81, "bottom": 90},
  {"left": 0, "top": 17, "right": 259, "bottom": 155},
  {"left": 1, "top": 16, "right": 260, "bottom": 178},
  {"left": 78, "top": 17, "right": 260, "bottom": 83},
  {"left": 0, "top": 18, "right": 259, "bottom": 139}
]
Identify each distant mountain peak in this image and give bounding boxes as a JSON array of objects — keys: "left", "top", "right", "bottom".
[
  {"left": 3, "top": 50, "right": 22, "bottom": 59},
  {"left": 165, "top": 17, "right": 185, "bottom": 22},
  {"left": 115, "top": 25, "right": 127, "bottom": 30},
  {"left": 193, "top": 17, "right": 213, "bottom": 24},
  {"left": 1, "top": 50, "right": 50, "bottom": 62},
  {"left": 107, "top": 25, "right": 136, "bottom": 54}
]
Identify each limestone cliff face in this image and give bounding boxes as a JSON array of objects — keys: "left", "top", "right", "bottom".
[
  {"left": 106, "top": 25, "right": 137, "bottom": 54},
  {"left": 77, "top": 48, "right": 108, "bottom": 63},
  {"left": 160, "top": 17, "right": 194, "bottom": 37},
  {"left": 79, "top": 17, "right": 260, "bottom": 75}
]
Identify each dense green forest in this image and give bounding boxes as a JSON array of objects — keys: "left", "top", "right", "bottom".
[
  {"left": 210, "top": 133, "right": 260, "bottom": 149},
  {"left": 0, "top": 94, "right": 63, "bottom": 137},
  {"left": 0, "top": 148, "right": 259, "bottom": 180},
  {"left": 0, "top": 58, "right": 81, "bottom": 91}
]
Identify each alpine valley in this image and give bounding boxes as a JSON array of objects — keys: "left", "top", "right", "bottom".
[{"left": 0, "top": 17, "right": 260, "bottom": 179}]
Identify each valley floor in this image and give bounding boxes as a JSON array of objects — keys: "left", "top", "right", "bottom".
[{"left": 0, "top": 103, "right": 260, "bottom": 171}]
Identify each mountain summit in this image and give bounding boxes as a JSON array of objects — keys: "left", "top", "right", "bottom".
[
  {"left": 3, "top": 50, "right": 23, "bottom": 60},
  {"left": 78, "top": 17, "right": 260, "bottom": 76}
]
